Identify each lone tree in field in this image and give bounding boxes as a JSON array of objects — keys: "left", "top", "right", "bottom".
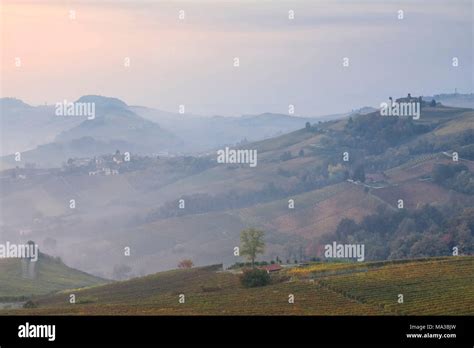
[
  {"left": 240, "top": 228, "right": 265, "bottom": 267},
  {"left": 178, "top": 259, "right": 194, "bottom": 269}
]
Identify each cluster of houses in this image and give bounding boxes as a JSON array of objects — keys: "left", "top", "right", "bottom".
[
  {"left": 65, "top": 152, "right": 124, "bottom": 177},
  {"left": 394, "top": 93, "right": 425, "bottom": 105},
  {"left": 88, "top": 167, "right": 119, "bottom": 176},
  {"left": 88, "top": 155, "right": 122, "bottom": 176}
]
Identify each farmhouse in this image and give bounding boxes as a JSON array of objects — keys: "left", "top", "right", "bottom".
[{"left": 395, "top": 93, "right": 429, "bottom": 106}]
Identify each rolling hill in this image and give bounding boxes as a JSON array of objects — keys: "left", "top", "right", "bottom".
[
  {"left": 0, "top": 98, "right": 83, "bottom": 157},
  {"left": 0, "top": 96, "right": 181, "bottom": 168},
  {"left": 0, "top": 252, "right": 107, "bottom": 299},
  {"left": 0, "top": 102, "right": 472, "bottom": 279},
  {"left": 423, "top": 93, "right": 474, "bottom": 109},
  {"left": 130, "top": 105, "right": 344, "bottom": 152},
  {"left": 3, "top": 256, "right": 472, "bottom": 315}
]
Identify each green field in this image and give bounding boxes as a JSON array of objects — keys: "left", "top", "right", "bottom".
[
  {"left": 3, "top": 256, "right": 472, "bottom": 315},
  {"left": 0, "top": 253, "right": 106, "bottom": 299}
]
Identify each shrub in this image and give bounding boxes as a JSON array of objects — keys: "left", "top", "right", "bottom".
[
  {"left": 76, "top": 297, "right": 98, "bottom": 304},
  {"left": 23, "top": 300, "right": 38, "bottom": 309},
  {"left": 178, "top": 259, "right": 194, "bottom": 269},
  {"left": 239, "top": 268, "right": 271, "bottom": 288}
]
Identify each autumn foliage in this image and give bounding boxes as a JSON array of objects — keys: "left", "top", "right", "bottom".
[{"left": 178, "top": 259, "right": 194, "bottom": 269}]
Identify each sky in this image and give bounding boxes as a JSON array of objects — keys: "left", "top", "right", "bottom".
[{"left": 1, "top": 0, "right": 472, "bottom": 117}]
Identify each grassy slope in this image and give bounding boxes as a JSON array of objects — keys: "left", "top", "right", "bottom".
[
  {"left": 5, "top": 256, "right": 473, "bottom": 315},
  {"left": 0, "top": 253, "right": 107, "bottom": 298}
]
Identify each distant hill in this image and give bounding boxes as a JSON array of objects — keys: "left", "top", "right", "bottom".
[
  {"left": 0, "top": 252, "right": 107, "bottom": 298},
  {"left": 0, "top": 96, "right": 181, "bottom": 167},
  {"left": 0, "top": 98, "right": 83, "bottom": 157},
  {"left": 1, "top": 95, "right": 353, "bottom": 167},
  {"left": 129, "top": 106, "right": 328, "bottom": 153},
  {"left": 54, "top": 97, "right": 180, "bottom": 154},
  {"left": 75, "top": 95, "right": 128, "bottom": 109},
  {"left": 423, "top": 93, "right": 474, "bottom": 109},
  {"left": 129, "top": 104, "right": 371, "bottom": 153},
  {"left": 0, "top": 93, "right": 374, "bottom": 169},
  {"left": 4, "top": 256, "right": 472, "bottom": 315}
]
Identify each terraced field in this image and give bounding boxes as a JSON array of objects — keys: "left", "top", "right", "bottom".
[
  {"left": 3, "top": 256, "right": 472, "bottom": 315},
  {"left": 294, "top": 257, "right": 474, "bottom": 315}
]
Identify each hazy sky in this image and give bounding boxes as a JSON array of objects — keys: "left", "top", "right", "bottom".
[{"left": 1, "top": 0, "right": 472, "bottom": 116}]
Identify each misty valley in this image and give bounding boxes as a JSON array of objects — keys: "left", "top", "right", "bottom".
[
  {"left": 0, "top": 95, "right": 473, "bottom": 304},
  {"left": 0, "top": 0, "right": 473, "bottom": 323}
]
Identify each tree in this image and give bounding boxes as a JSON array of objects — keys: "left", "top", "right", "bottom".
[
  {"left": 280, "top": 151, "right": 292, "bottom": 161},
  {"left": 240, "top": 228, "right": 265, "bottom": 267},
  {"left": 335, "top": 218, "right": 358, "bottom": 239},
  {"left": 239, "top": 268, "right": 270, "bottom": 288},
  {"left": 347, "top": 116, "right": 354, "bottom": 128},
  {"left": 433, "top": 163, "right": 467, "bottom": 184},
  {"left": 352, "top": 163, "right": 366, "bottom": 183},
  {"left": 178, "top": 259, "right": 194, "bottom": 269}
]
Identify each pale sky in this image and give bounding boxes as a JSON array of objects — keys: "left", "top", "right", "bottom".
[{"left": 1, "top": 0, "right": 472, "bottom": 116}]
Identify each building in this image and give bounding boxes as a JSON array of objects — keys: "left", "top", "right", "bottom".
[{"left": 395, "top": 93, "right": 426, "bottom": 106}]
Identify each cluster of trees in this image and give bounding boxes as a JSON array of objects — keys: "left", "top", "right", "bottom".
[
  {"left": 409, "top": 130, "right": 474, "bottom": 158},
  {"left": 305, "top": 122, "right": 325, "bottom": 134},
  {"left": 343, "top": 114, "right": 431, "bottom": 155},
  {"left": 170, "top": 156, "right": 215, "bottom": 174},
  {"left": 146, "top": 183, "right": 287, "bottom": 220},
  {"left": 277, "top": 149, "right": 304, "bottom": 161},
  {"left": 319, "top": 204, "right": 473, "bottom": 260},
  {"left": 279, "top": 151, "right": 293, "bottom": 161},
  {"left": 433, "top": 163, "right": 474, "bottom": 194},
  {"left": 228, "top": 261, "right": 272, "bottom": 269},
  {"left": 149, "top": 158, "right": 369, "bottom": 221},
  {"left": 148, "top": 164, "right": 349, "bottom": 221},
  {"left": 312, "top": 118, "right": 431, "bottom": 174},
  {"left": 459, "top": 143, "right": 474, "bottom": 160},
  {"left": 351, "top": 163, "right": 366, "bottom": 182}
]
